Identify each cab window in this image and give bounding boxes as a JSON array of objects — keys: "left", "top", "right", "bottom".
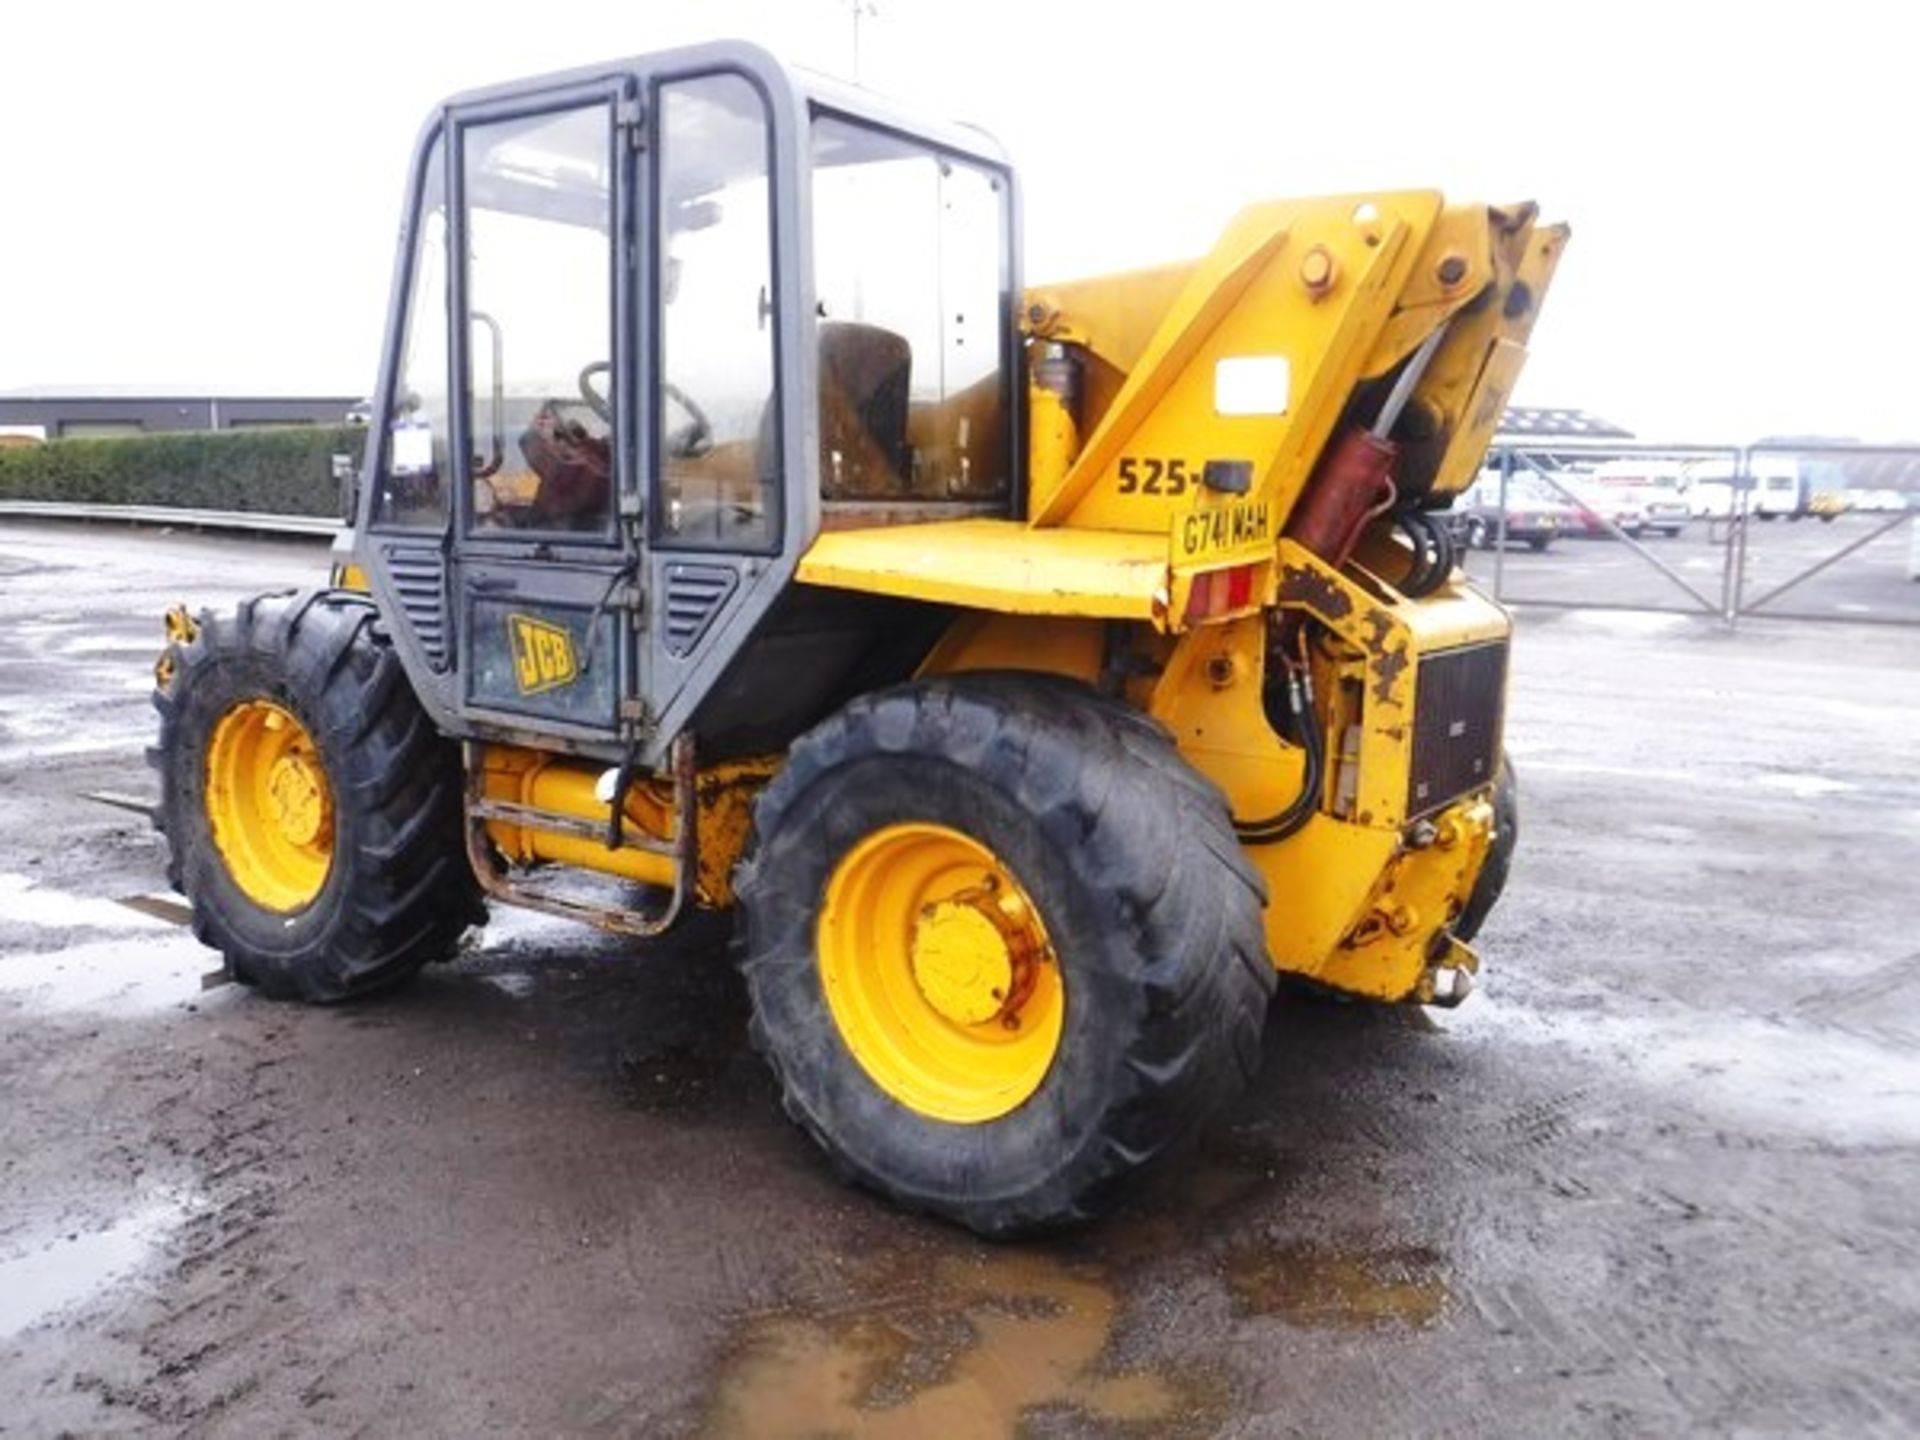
[
  {"left": 461, "top": 104, "right": 616, "bottom": 535},
  {"left": 654, "top": 74, "right": 778, "bottom": 550},
  {"left": 375, "top": 136, "right": 450, "bottom": 528},
  {"left": 810, "top": 116, "right": 1010, "bottom": 503}
]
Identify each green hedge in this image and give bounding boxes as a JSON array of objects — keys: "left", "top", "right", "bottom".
[{"left": 0, "top": 426, "right": 367, "bottom": 517}]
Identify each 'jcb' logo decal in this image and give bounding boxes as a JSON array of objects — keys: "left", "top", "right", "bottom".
[{"left": 508, "top": 613, "right": 579, "bottom": 695}]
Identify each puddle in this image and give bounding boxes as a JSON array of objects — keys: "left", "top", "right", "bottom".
[
  {"left": 1627, "top": 821, "right": 1698, "bottom": 844},
  {"left": 0, "top": 1194, "right": 194, "bottom": 1337},
  {"left": 1462, "top": 999, "right": 1920, "bottom": 1145},
  {"left": 697, "top": 1249, "right": 1219, "bottom": 1439},
  {"left": 56, "top": 635, "right": 161, "bottom": 657},
  {"left": 1560, "top": 610, "right": 1691, "bottom": 636},
  {"left": 1221, "top": 1239, "right": 1448, "bottom": 1330},
  {"left": 0, "top": 931, "right": 222, "bottom": 1015},
  {"left": 0, "top": 874, "right": 176, "bottom": 933},
  {"left": 1751, "top": 772, "right": 1856, "bottom": 799}
]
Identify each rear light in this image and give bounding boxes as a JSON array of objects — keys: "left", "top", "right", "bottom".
[{"left": 1183, "top": 562, "right": 1262, "bottom": 624}]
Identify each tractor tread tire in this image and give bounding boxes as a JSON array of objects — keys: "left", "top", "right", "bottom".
[
  {"left": 734, "top": 672, "right": 1274, "bottom": 1237},
  {"left": 151, "top": 589, "right": 482, "bottom": 1002},
  {"left": 1456, "top": 756, "right": 1517, "bottom": 944}
]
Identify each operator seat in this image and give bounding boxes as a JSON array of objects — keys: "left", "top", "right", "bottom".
[{"left": 818, "top": 321, "right": 911, "bottom": 497}]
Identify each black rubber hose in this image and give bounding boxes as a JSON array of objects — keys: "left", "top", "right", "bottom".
[
  {"left": 1236, "top": 663, "right": 1326, "bottom": 845},
  {"left": 1397, "top": 508, "right": 1457, "bottom": 598},
  {"left": 1396, "top": 510, "right": 1441, "bottom": 596}
]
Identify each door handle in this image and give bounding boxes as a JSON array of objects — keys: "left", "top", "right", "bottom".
[{"left": 468, "top": 575, "right": 519, "bottom": 593}]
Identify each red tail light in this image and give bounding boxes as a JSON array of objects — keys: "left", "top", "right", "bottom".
[{"left": 1183, "top": 563, "right": 1262, "bottom": 624}]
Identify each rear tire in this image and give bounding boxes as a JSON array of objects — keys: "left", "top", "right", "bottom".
[
  {"left": 735, "top": 673, "right": 1274, "bottom": 1236},
  {"left": 151, "top": 590, "right": 482, "bottom": 1002},
  {"left": 1455, "top": 757, "right": 1517, "bottom": 943}
]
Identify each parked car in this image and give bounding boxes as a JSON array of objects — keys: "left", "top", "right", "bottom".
[
  {"left": 1618, "top": 483, "right": 1688, "bottom": 535},
  {"left": 1449, "top": 474, "right": 1573, "bottom": 551},
  {"left": 1583, "top": 461, "right": 1688, "bottom": 536},
  {"left": 1559, "top": 479, "right": 1648, "bottom": 538}
]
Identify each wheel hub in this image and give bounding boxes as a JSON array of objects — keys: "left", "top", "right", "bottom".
[
  {"left": 265, "top": 749, "right": 329, "bottom": 847},
  {"left": 205, "top": 699, "right": 335, "bottom": 913},
  {"left": 817, "top": 823, "right": 1065, "bottom": 1124},
  {"left": 910, "top": 899, "right": 1013, "bottom": 1026}
]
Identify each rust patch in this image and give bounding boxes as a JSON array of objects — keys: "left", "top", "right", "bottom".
[
  {"left": 1371, "top": 643, "right": 1410, "bottom": 705},
  {"left": 1279, "top": 563, "right": 1353, "bottom": 621},
  {"left": 1359, "top": 612, "right": 1410, "bottom": 706}
]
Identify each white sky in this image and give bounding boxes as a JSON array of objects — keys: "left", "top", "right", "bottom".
[{"left": 0, "top": 0, "right": 1913, "bottom": 441}]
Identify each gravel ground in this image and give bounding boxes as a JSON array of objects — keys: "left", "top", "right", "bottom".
[{"left": 1, "top": 520, "right": 1917, "bottom": 1438}]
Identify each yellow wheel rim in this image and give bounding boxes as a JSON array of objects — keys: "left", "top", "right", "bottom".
[
  {"left": 204, "top": 699, "right": 335, "bottom": 912},
  {"left": 818, "top": 823, "right": 1064, "bottom": 1124}
]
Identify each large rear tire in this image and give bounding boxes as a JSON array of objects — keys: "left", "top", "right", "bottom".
[
  {"left": 1455, "top": 756, "right": 1517, "bottom": 943},
  {"left": 735, "top": 673, "right": 1274, "bottom": 1236},
  {"left": 151, "top": 590, "right": 482, "bottom": 1002}
]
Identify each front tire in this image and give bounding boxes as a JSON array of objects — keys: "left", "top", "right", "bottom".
[
  {"left": 152, "top": 590, "right": 482, "bottom": 1001},
  {"left": 735, "top": 674, "right": 1274, "bottom": 1236}
]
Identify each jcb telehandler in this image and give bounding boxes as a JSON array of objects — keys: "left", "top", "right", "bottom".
[{"left": 152, "top": 42, "right": 1561, "bottom": 1234}]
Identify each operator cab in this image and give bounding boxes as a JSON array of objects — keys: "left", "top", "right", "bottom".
[{"left": 355, "top": 42, "right": 1019, "bottom": 764}]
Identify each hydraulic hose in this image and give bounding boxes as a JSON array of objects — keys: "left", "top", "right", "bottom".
[{"left": 1235, "top": 657, "right": 1326, "bottom": 846}]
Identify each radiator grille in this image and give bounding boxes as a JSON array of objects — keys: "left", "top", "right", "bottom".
[
  {"left": 662, "top": 563, "right": 737, "bottom": 658},
  {"left": 382, "top": 544, "right": 449, "bottom": 671},
  {"left": 1407, "top": 641, "right": 1507, "bottom": 818}
]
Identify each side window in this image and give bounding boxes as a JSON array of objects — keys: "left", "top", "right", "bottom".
[
  {"left": 656, "top": 74, "right": 778, "bottom": 550},
  {"left": 811, "top": 117, "right": 1010, "bottom": 502},
  {"left": 376, "top": 137, "right": 450, "bottom": 528},
  {"left": 462, "top": 105, "right": 615, "bottom": 535}
]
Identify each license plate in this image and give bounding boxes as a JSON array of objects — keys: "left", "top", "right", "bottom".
[{"left": 1171, "top": 497, "right": 1275, "bottom": 569}]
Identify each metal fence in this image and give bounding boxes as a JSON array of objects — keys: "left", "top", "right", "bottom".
[{"left": 1473, "top": 440, "right": 1920, "bottom": 627}]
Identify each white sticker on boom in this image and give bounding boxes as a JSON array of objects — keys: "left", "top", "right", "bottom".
[{"left": 1214, "top": 355, "right": 1291, "bottom": 417}]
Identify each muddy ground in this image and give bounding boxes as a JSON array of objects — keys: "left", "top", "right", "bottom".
[{"left": 1, "top": 520, "right": 1917, "bottom": 1438}]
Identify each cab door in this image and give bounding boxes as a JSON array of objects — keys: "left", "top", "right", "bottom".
[
  {"left": 635, "top": 71, "right": 786, "bottom": 745},
  {"left": 446, "top": 79, "right": 643, "bottom": 747}
]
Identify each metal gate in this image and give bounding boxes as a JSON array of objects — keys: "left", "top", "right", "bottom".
[{"left": 1471, "top": 440, "right": 1920, "bottom": 627}]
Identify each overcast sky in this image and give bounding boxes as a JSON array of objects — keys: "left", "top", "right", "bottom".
[{"left": 1, "top": 0, "right": 1913, "bottom": 441}]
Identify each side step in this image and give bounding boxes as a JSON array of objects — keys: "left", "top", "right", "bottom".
[{"left": 462, "top": 735, "right": 697, "bottom": 938}]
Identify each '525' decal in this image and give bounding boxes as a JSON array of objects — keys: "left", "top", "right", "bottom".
[{"left": 1116, "top": 457, "right": 1194, "bottom": 496}]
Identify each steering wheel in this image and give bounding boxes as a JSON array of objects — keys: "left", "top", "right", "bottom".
[{"left": 577, "top": 361, "right": 713, "bottom": 458}]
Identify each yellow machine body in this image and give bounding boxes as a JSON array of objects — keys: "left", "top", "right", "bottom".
[
  {"left": 787, "top": 192, "right": 1562, "bottom": 1003},
  {"left": 464, "top": 191, "right": 1562, "bottom": 1006}
]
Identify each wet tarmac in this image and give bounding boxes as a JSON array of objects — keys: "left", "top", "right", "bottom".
[{"left": 2, "top": 520, "right": 1918, "bottom": 1436}]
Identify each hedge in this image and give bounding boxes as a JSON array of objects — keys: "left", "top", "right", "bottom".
[{"left": 0, "top": 425, "right": 367, "bottom": 518}]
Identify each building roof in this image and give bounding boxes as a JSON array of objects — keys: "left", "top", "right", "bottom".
[{"left": 1494, "top": 406, "right": 1635, "bottom": 440}]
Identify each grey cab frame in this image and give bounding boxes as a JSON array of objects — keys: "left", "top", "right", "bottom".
[{"left": 352, "top": 41, "right": 1023, "bottom": 769}]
